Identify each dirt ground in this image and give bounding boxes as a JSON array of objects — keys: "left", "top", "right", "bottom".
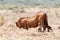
[{"left": 0, "top": 7, "right": 60, "bottom": 40}]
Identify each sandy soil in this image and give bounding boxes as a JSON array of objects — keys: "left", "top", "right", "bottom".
[{"left": 0, "top": 7, "right": 60, "bottom": 40}]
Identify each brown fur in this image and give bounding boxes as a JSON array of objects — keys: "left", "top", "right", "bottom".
[
  {"left": 58, "top": 27, "right": 60, "bottom": 29},
  {"left": 16, "top": 11, "right": 52, "bottom": 32},
  {"left": 37, "top": 12, "right": 52, "bottom": 32},
  {"left": 16, "top": 18, "right": 28, "bottom": 29}
]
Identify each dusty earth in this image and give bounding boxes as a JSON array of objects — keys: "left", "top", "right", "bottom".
[{"left": 0, "top": 7, "right": 60, "bottom": 40}]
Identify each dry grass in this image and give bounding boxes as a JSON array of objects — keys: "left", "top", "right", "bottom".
[{"left": 0, "top": 6, "right": 60, "bottom": 40}]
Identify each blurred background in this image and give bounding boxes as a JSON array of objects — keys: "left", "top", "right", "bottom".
[
  {"left": 0, "top": 0, "right": 60, "bottom": 40},
  {"left": 0, "top": 0, "right": 60, "bottom": 7}
]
